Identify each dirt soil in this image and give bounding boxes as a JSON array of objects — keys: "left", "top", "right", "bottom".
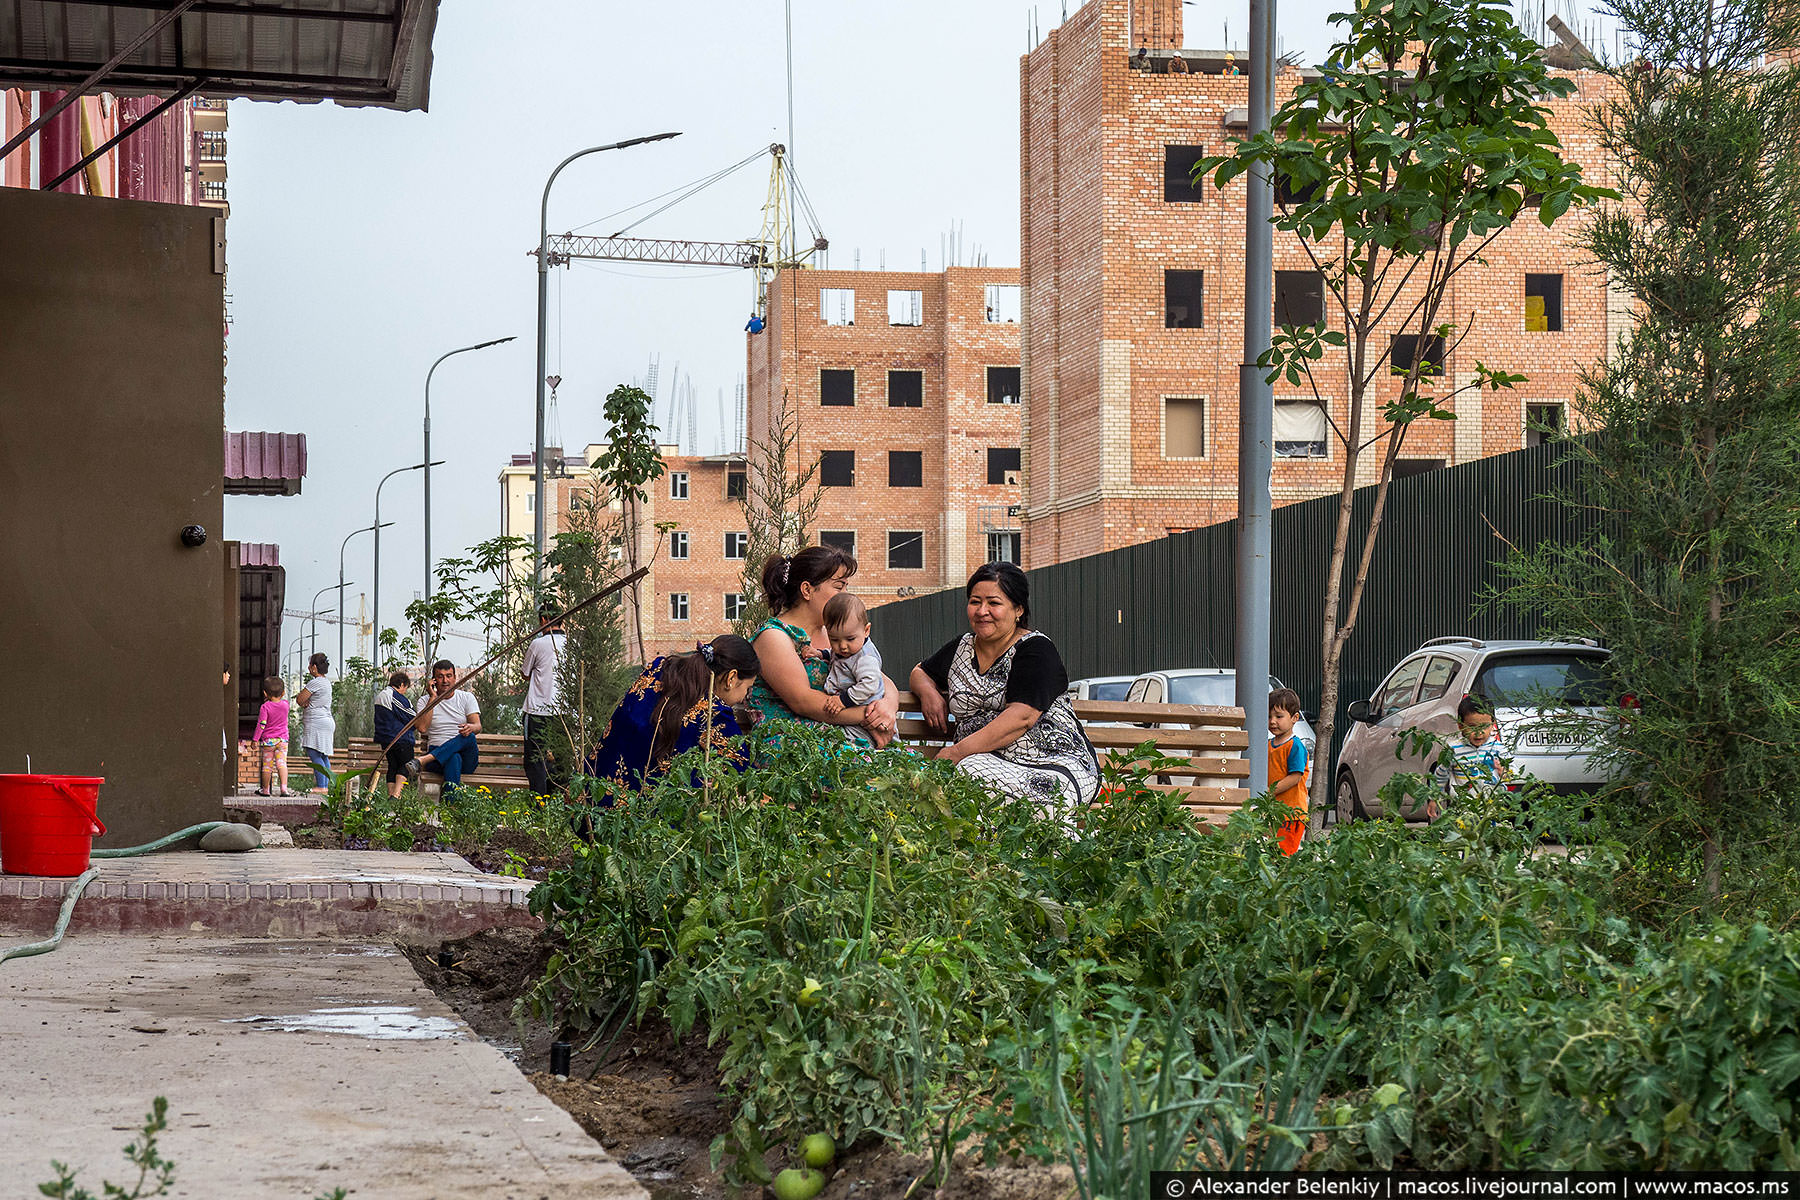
[
  {"left": 293, "top": 822, "right": 572, "bottom": 878},
  {"left": 403, "top": 928, "right": 1077, "bottom": 1200}
]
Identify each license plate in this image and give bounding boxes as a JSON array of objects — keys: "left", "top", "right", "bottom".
[{"left": 1520, "top": 729, "right": 1586, "bottom": 749}]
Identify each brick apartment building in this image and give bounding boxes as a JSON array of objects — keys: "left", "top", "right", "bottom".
[
  {"left": 747, "top": 266, "right": 1025, "bottom": 603},
  {"left": 499, "top": 445, "right": 751, "bottom": 661},
  {"left": 1019, "top": 0, "right": 1625, "bottom": 565}
]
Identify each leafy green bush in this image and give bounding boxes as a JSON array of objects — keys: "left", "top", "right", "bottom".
[{"left": 522, "top": 723, "right": 1800, "bottom": 1181}]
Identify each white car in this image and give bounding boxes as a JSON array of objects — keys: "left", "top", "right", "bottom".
[
  {"left": 1068, "top": 675, "right": 1137, "bottom": 703},
  {"left": 1335, "top": 637, "right": 1614, "bottom": 822},
  {"left": 1124, "top": 668, "right": 1317, "bottom": 758}
]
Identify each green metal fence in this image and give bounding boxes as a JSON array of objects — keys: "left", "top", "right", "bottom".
[{"left": 875, "top": 443, "right": 1591, "bottom": 759}]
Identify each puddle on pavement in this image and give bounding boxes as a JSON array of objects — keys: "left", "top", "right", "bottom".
[
  {"left": 203, "top": 941, "right": 396, "bottom": 959},
  {"left": 224, "top": 1004, "right": 466, "bottom": 1040}
]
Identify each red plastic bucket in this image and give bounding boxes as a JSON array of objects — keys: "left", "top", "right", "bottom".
[{"left": 0, "top": 775, "right": 107, "bottom": 876}]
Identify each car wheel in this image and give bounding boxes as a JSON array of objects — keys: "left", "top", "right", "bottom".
[{"left": 1335, "top": 772, "right": 1367, "bottom": 823}]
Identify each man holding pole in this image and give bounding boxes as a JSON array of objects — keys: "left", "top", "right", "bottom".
[
  {"left": 520, "top": 604, "right": 566, "bottom": 795},
  {"left": 403, "top": 661, "right": 482, "bottom": 792}
]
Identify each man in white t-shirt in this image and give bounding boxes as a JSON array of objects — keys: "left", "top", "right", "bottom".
[
  {"left": 520, "top": 605, "right": 566, "bottom": 795},
  {"left": 404, "top": 660, "right": 482, "bottom": 789}
]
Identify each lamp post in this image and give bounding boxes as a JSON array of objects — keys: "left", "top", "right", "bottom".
[
  {"left": 308, "top": 582, "right": 348, "bottom": 661},
  {"left": 339, "top": 522, "right": 391, "bottom": 671},
  {"left": 1235, "top": 0, "right": 1277, "bottom": 798},
  {"left": 374, "top": 460, "right": 441, "bottom": 674},
  {"left": 424, "top": 339, "right": 515, "bottom": 656},
  {"left": 534, "top": 131, "right": 681, "bottom": 591}
]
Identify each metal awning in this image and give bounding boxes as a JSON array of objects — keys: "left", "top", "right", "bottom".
[
  {"left": 225, "top": 430, "right": 306, "bottom": 496},
  {"left": 0, "top": 0, "right": 441, "bottom": 110}
]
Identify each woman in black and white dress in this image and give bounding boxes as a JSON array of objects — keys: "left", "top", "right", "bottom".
[{"left": 910, "top": 563, "right": 1098, "bottom": 815}]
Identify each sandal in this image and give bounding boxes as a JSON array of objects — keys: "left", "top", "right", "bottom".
[
  {"left": 254, "top": 789, "right": 271, "bottom": 797},
  {"left": 278, "top": 788, "right": 293, "bottom": 797}
]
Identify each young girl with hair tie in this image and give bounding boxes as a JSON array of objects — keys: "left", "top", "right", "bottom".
[{"left": 585, "top": 634, "right": 760, "bottom": 802}]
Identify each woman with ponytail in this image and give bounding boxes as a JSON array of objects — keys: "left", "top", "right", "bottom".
[
  {"left": 586, "top": 634, "right": 760, "bottom": 802},
  {"left": 746, "top": 546, "right": 901, "bottom": 746}
]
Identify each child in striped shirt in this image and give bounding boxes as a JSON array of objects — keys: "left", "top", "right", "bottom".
[{"left": 1428, "top": 695, "right": 1513, "bottom": 820}]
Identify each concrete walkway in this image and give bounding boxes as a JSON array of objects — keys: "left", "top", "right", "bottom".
[
  {"left": 0, "top": 933, "right": 644, "bottom": 1200},
  {"left": 0, "top": 848, "right": 537, "bottom": 940}
]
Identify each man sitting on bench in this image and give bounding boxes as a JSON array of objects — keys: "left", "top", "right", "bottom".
[{"left": 404, "top": 660, "right": 482, "bottom": 792}]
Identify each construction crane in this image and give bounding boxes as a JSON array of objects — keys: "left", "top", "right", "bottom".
[{"left": 533, "top": 144, "right": 827, "bottom": 317}]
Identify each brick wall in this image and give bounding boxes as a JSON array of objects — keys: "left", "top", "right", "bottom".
[
  {"left": 1021, "top": 0, "right": 1621, "bottom": 566},
  {"left": 749, "top": 266, "right": 1024, "bottom": 607}
]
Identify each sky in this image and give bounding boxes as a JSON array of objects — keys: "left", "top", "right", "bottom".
[{"left": 221, "top": 0, "right": 1613, "bottom": 665}]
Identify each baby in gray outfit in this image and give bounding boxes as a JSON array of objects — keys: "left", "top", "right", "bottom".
[{"left": 821, "top": 591, "right": 884, "bottom": 713}]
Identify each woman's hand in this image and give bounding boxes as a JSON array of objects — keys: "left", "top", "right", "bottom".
[
  {"left": 909, "top": 667, "right": 948, "bottom": 734},
  {"left": 859, "top": 680, "right": 900, "bottom": 748}
]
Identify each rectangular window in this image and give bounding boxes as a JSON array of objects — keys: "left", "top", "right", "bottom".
[
  {"left": 820, "top": 530, "right": 856, "bottom": 558},
  {"left": 820, "top": 287, "right": 855, "bottom": 325},
  {"left": 888, "top": 530, "right": 925, "bottom": 570},
  {"left": 1525, "top": 273, "right": 1563, "bottom": 332},
  {"left": 889, "top": 451, "right": 923, "bottom": 488},
  {"left": 726, "top": 468, "right": 747, "bottom": 500},
  {"left": 987, "top": 447, "right": 1022, "bottom": 485},
  {"left": 1163, "top": 397, "right": 1206, "bottom": 458},
  {"left": 987, "top": 531, "right": 1022, "bottom": 564},
  {"left": 1274, "top": 270, "right": 1325, "bottom": 327},
  {"left": 1165, "top": 269, "right": 1204, "bottom": 328},
  {"left": 668, "top": 471, "right": 689, "bottom": 499},
  {"left": 984, "top": 283, "right": 1021, "bottom": 323},
  {"left": 1392, "top": 459, "right": 1446, "bottom": 478},
  {"left": 724, "top": 531, "right": 749, "bottom": 559},
  {"left": 724, "top": 592, "right": 747, "bottom": 622},
  {"left": 986, "top": 365, "right": 1021, "bottom": 405},
  {"left": 820, "top": 450, "right": 855, "bottom": 487},
  {"left": 524, "top": 492, "right": 534, "bottom": 513},
  {"left": 668, "top": 530, "right": 689, "bottom": 559},
  {"left": 887, "top": 369, "right": 923, "bottom": 408},
  {"left": 1163, "top": 144, "right": 1206, "bottom": 203},
  {"left": 820, "top": 368, "right": 855, "bottom": 407},
  {"left": 1525, "top": 402, "right": 1567, "bottom": 447},
  {"left": 1390, "top": 333, "right": 1446, "bottom": 377},
  {"left": 887, "top": 289, "right": 923, "bottom": 326},
  {"left": 1274, "top": 401, "right": 1329, "bottom": 458},
  {"left": 669, "top": 593, "right": 689, "bottom": 621}
]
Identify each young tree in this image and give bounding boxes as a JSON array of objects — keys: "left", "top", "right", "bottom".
[
  {"left": 1201, "top": 0, "right": 1610, "bottom": 831},
  {"left": 1507, "top": 0, "right": 1800, "bottom": 907},
  {"left": 541, "top": 491, "right": 636, "bottom": 789},
  {"left": 735, "top": 387, "right": 825, "bottom": 636},
  {"left": 590, "top": 384, "right": 666, "bottom": 663}
]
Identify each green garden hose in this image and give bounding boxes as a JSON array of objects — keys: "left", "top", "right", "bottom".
[{"left": 1, "top": 821, "right": 231, "bottom": 965}]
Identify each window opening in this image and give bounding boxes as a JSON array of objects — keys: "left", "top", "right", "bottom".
[
  {"left": 669, "top": 593, "right": 690, "bottom": 621},
  {"left": 820, "top": 450, "right": 855, "bottom": 487},
  {"left": 986, "top": 365, "right": 1021, "bottom": 405},
  {"left": 1165, "top": 269, "right": 1204, "bottom": 328},
  {"left": 1525, "top": 273, "right": 1563, "bottom": 332},
  {"left": 726, "top": 469, "right": 747, "bottom": 500},
  {"left": 724, "top": 532, "right": 749, "bottom": 559},
  {"left": 887, "top": 289, "right": 923, "bottom": 326},
  {"left": 1274, "top": 270, "right": 1325, "bottom": 327},
  {"left": 668, "top": 531, "right": 689, "bottom": 559},
  {"left": 1163, "top": 397, "right": 1206, "bottom": 458},
  {"left": 986, "top": 531, "right": 1022, "bottom": 564},
  {"left": 820, "top": 368, "right": 854, "bottom": 407},
  {"left": 889, "top": 451, "right": 923, "bottom": 488},
  {"left": 887, "top": 370, "right": 923, "bottom": 408},
  {"left": 984, "top": 284, "right": 1021, "bottom": 323},
  {"left": 668, "top": 471, "right": 689, "bottom": 499},
  {"left": 1389, "top": 333, "right": 1446, "bottom": 377},
  {"left": 820, "top": 287, "right": 856, "bottom": 325},
  {"left": 1273, "top": 402, "right": 1328, "bottom": 458},
  {"left": 724, "top": 593, "right": 747, "bottom": 621},
  {"left": 987, "top": 447, "right": 1022, "bottom": 486},
  {"left": 1163, "top": 145, "right": 1206, "bottom": 202},
  {"left": 888, "top": 531, "right": 925, "bottom": 570},
  {"left": 820, "top": 530, "right": 856, "bottom": 557},
  {"left": 1525, "top": 402, "right": 1567, "bottom": 447},
  {"left": 1392, "top": 459, "right": 1445, "bottom": 479}
]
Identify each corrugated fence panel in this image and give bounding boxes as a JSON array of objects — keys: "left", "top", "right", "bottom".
[{"left": 877, "top": 444, "right": 1596, "bottom": 764}]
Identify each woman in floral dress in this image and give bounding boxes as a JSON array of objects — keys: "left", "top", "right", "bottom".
[
  {"left": 587, "top": 635, "right": 759, "bottom": 802},
  {"left": 910, "top": 563, "right": 1099, "bottom": 815}
]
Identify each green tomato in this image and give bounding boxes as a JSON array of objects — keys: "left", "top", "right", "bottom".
[
  {"left": 772, "top": 1168, "right": 825, "bottom": 1200},
  {"left": 697, "top": 811, "right": 716, "bottom": 825},
  {"left": 801, "top": 1133, "right": 836, "bottom": 1168},
  {"left": 797, "top": 977, "right": 823, "bottom": 1008}
]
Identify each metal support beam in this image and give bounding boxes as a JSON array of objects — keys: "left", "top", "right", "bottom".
[
  {"left": 541, "top": 234, "right": 761, "bottom": 269},
  {"left": 40, "top": 77, "right": 198, "bottom": 191},
  {"left": 0, "top": 0, "right": 199, "bottom": 167}
]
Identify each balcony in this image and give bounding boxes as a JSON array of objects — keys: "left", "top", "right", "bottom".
[
  {"left": 191, "top": 97, "right": 227, "bottom": 131},
  {"left": 197, "top": 131, "right": 227, "bottom": 161}
]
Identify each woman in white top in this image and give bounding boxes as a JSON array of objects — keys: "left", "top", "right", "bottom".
[{"left": 296, "top": 653, "right": 337, "bottom": 794}]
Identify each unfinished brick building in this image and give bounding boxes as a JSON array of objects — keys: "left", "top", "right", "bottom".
[
  {"left": 1020, "top": 0, "right": 1624, "bottom": 565},
  {"left": 747, "top": 266, "right": 1025, "bottom": 603}
]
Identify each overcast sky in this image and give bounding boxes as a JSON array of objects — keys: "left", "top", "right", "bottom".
[{"left": 221, "top": 0, "right": 1613, "bottom": 665}]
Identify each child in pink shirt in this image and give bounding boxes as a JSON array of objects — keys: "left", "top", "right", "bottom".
[{"left": 253, "top": 677, "right": 292, "bottom": 797}]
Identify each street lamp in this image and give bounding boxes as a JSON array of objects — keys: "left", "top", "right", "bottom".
[
  {"left": 374, "top": 460, "right": 442, "bottom": 673},
  {"left": 339, "top": 522, "right": 391, "bottom": 670},
  {"left": 424, "top": 338, "right": 515, "bottom": 651},
  {"left": 308, "top": 582, "right": 349, "bottom": 661},
  {"left": 534, "top": 130, "right": 681, "bottom": 590}
]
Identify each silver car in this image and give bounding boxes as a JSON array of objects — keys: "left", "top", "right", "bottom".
[
  {"left": 1068, "top": 675, "right": 1138, "bottom": 703},
  {"left": 1125, "top": 669, "right": 1317, "bottom": 759},
  {"left": 1335, "top": 637, "right": 1613, "bottom": 821}
]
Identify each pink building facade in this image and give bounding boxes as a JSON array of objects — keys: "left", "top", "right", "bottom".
[{"left": 3, "top": 88, "right": 227, "bottom": 211}]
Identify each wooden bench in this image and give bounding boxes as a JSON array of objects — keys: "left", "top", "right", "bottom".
[
  {"left": 338, "top": 733, "right": 530, "bottom": 796},
  {"left": 894, "top": 692, "right": 1252, "bottom": 825}
]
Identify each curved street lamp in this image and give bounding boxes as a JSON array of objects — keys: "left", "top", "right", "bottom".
[
  {"left": 533, "top": 130, "right": 681, "bottom": 590},
  {"left": 339, "top": 522, "right": 391, "bottom": 670},
  {"left": 308, "top": 581, "right": 349, "bottom": 662},
  {"left": 424, "top": 338, "right": 514, "bottom": 653},
  {"left": 373, "top": 460, "right": 442, "bottom": 672}
]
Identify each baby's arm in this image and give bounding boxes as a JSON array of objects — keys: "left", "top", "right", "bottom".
[{"left": 842, "top": 643, "right": 885, "bottom": 706}]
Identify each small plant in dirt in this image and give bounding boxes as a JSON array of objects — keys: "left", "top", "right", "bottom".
[{"left": 313, "top": 781, "right": 582, "bottom": 873}]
